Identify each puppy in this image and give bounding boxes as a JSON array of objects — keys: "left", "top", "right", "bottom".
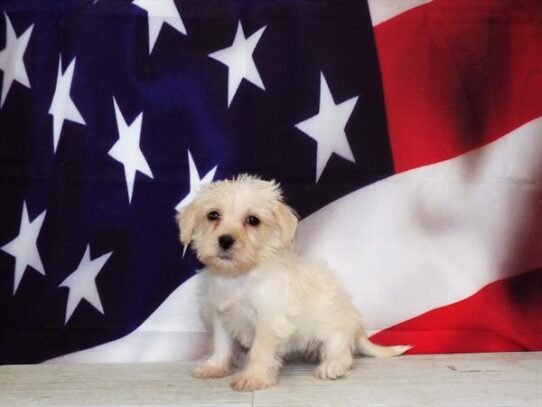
[{"left": 177, "top": 175, "right": 410, "bottom": 391}]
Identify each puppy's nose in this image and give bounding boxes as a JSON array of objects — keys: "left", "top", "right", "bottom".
[{"left": 218, "top": 234, "right": 235, "bottom": 250}]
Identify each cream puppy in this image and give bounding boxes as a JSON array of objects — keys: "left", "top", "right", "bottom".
[{"left": 177, "top": 175, "right": 410, "bottom": 391}]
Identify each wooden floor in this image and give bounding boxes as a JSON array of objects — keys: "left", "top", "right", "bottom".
[{"left": 1, "top": 352, "right": 541, "bottom": 407}]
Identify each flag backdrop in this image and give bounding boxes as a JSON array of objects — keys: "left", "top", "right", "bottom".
[{"left": 0, "top": 0, "right": 541, "bottom": 364}]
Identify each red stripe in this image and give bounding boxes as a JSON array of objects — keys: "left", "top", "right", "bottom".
[
  {"left": 370, "top": 269, "right": 542, "bottom": 354},
  {"left": 374, "top": 0, "right": 542, "bottom": 172}
]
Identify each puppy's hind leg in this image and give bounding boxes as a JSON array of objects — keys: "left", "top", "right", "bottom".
[{"left": 314, "top": 334, "right": 354, "bottom": 380}]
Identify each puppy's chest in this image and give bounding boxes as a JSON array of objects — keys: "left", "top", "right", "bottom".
[
  {"left": 209, "top": 277, "right": 258, "bottom": 332},
  {"left": 215, "top": 292, "right": 256, "bottom": 321}
]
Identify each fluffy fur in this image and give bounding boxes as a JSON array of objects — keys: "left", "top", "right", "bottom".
[{"left": 177, "top": 175, "right": 410, "bottom": 391}]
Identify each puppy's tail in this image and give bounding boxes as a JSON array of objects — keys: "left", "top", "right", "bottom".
[{"left": 357, "top": 334, "right": 412, "bottom": 358}]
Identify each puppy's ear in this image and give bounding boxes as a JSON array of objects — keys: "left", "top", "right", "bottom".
[
  {"left": 176, "top": 203, "right": 198, "bottom": 246},
  {"left": 275, "top": 202, "right": 299, "bottom": 247}
]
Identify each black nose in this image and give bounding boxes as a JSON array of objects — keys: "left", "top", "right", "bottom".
[{"left": 218, "top": 234, "right": 235, "bottom": 250}]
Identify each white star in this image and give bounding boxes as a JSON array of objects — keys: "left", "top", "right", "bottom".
[
  {"left": 1, "top": 202, "right": 46, "bottom": 294},
  {"left": 48, "top": 56, "right": 86, "bottom": 153},
  {"left": 175, "top": 150, "right": 217, "bottom": 212},
  {"left": 175, "top": 150, "right": 217, "bottom": 257},
  {"left": 295, "top": 72, "right": 359, "bottom": 182},
  {"left": 209, "top": 22, "right": 266, "bottom": 107},
  {"left": 133, "top": 0, "right": 187, "bottom": 55},
  {"left": 59, "top": 245, "right": 112, "bottom": 324},
  {"left": 0, "top": 13, "right": 34, "bottom": 108},
  {"left": 108, "top": 97, "right": 154, "bottom": 204}
]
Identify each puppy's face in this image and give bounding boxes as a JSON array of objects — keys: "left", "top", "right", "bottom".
[{"left": 177, "top": 175, "right": 298, "bottom": 275}]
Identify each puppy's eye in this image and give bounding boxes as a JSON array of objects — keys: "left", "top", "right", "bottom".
[
  {"left": 246, "top": 215, "right": 260, "bottom": 226},
  {"left": 207, "top": 211, "right": 220, "bottom": 221}
]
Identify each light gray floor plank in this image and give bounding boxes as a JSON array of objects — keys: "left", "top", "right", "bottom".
[
  {"left": 254, "top": 352, "right": 542, "bottom": 407},
  {"left": 0, "top": 362, "right": 252, "bottom": 407},
  {"left": 1, "top": 352, "right": 541, "bottom": 407}
]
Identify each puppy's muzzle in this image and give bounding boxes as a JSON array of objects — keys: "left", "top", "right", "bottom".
[{"left": 218, "top": 234, "right": 235, "bottom": 251}]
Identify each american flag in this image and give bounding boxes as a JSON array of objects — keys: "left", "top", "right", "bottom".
[{"left": 1, "top": 0, "right": 541, "bottom": 364}]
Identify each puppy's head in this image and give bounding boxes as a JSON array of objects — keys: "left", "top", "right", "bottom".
[{"left": 176, "top": 174, "right": 298, "bottom": 275}]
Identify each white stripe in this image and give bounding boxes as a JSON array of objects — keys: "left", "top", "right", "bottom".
[
  {"left": 297, "top": 117, "right": 542, "bottom": 330},
  {"left": 368, "top": 0, "right": 432, "bottom": 26},
  {"left": 47, "top": 117, "right": 542, "bottom": 363},
  {"left": 48, "top": 275, "right": 207, "bottom": 363}
]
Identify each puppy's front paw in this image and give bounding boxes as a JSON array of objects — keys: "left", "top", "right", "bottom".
[
  {"left": 230, "top": 371, "right": 277, "bottom": 391},
  {"left": 193, "top": 362, "right": 232, "bottom": 379},
  {"left": 314, "top": 360, "right": 352, "bottom": 380}
]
